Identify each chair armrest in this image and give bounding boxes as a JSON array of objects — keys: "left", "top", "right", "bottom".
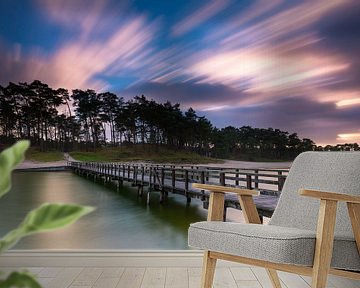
[
  {"left": 299, "top": 189, "right": 360, "bottom": 204},
  {"left": 193, "top": 183, "right": 261, "bottom": 224},
  {"left": 301, "top": 189, "right": 360, "bottom": 260},
  {"left": 193, "top": 183, "right": 259, "bottom": 196}
]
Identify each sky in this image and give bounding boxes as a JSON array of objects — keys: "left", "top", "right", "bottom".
[{"left": 0, "top": 0, "right": 359, "bottom": 145}]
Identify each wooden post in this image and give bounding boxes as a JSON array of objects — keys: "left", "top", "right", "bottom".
[
  {"left": 278, "top": 179, "right": 285, "bottom": 192},
  {"left": 220, "top": 172, "right": 225, "bottom": 186},
  {"left": 140, "top": 166, "right": 145, "bottom": 197},
  {"left": 153, "top": 167, "right": 156, "bottom": 185},
  {"left": 172, "top": 169, "right": 176, "bottom": 192},
  {"left": 161, "top": 168, "right": 165, "bottom": 188},
  {"left": 278, "top": 171, "right": 284, "bottom": 191},
  {"left": 117, "top": 164, "right": 121, "bottom": 190},
  {"left": 185, "top": 170, "right": 191, "bottom": 203},
  {"left": 246, "top": 174, "right": 252, "bottom": 189},
  {"left": 254, "top": 169, "right": 259, "bottom": 189},
  {"left": 201, "top": 171, "right": 205, "bottom": 201},
  {"left": 133, "top": 165, "right": 137, "bottom": 185},
  {"left": 159, "top": 168, "right": 165, "bottom": 204},
  {"left": 235, "top": 169, "right": 239, "bottom": 186},
  {"left": 149, "top": 167, "right": 152, "bottom": 191},
  {"left": 147, "top": 191, "right": 151, "bottom": 205}
]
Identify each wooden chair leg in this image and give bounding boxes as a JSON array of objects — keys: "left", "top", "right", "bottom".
[
  {"left": 312, "top": 200, "right": 337, "bottom": 288},
  {"left": 239, "top": 195, "right": 282, "bottom": 287},
  {"left": 266, "top": 269, "right": 282, "bottom": 288},
  {"left": 201, "top": 251, "right": 217, "bottom": 288},
  {"left": 347, "top": 203, "right": 360, "bottom": 254}
]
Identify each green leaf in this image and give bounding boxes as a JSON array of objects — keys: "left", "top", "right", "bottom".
[
  {"left": 0, "top": 140, "right": 30, "bottom": 199},
  {"left": 0, "top": 203, "right": 94, "bottom": 252},
  {"left": 0, "top": 271, "right": 41, "bottom": 288}
]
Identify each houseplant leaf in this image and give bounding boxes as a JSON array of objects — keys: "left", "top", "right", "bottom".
[
  {"left": 0, "top": 140, "right": 30, "bottom": 199},
  {"left": 0, "top": 271, "right": 41, "bottom": 288},
  {"left": 0, "top": 203, "right": 94, "bottom": 252}
]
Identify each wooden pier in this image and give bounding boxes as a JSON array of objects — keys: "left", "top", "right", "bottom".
[{"left": 68, "top": 162, "right": 289, "bottom": 219}]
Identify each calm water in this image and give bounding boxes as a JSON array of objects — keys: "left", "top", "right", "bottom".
[{"left": 0, "top": 171, "right": 210, "bottom": 249}]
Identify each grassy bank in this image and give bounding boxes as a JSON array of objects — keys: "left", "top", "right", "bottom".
[
  {"left": 70, "top": 145, "right": 221, "bottom": 164},
  {"left": 26, "top": 148, "right": 64, "bottom": 162},
  {"left": 229, "top": 155, "right": 291, "bottom": 162}
]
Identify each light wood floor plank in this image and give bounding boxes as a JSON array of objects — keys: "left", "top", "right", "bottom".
[
  {"left": 165, "top": 267, "right": 188, "bottom": 288},
  {"left": 46, "top": 267, "right": 83, "bottom": 288},
  {"left": 116, "top": 267, "right": 145, "bottom": 288},
  {"left": 71, "top": 267, "right": 103, "bottom": 286},
  {"left": 36, "top": 277, "right": 54, "bottom": 287},
  {"left": 100, "top": 267, "right": 125, "bottom": 278},
  {"left": 213, "top": 267, "right": 237, "bottom": 288},
  {"left": 301, "top": 275, "right": 334, "bottom": 287},
  {"left": 230, "top": 267, "right": 257, "bottom": 281},
  {"left": 25, "top": 267, "right": 44, "bottom": 275},
  {"left": 236, "top": 280, "right": 262, "bottom": 288},
  {"left": 278, "top": 271, "right": 310, "bottom": 288},
  {"left": 188, "top": 267, "right": 201, "bottom": 288},
  {"left": 327, "top": 275, "right": 360, "bottom": 288},
  {"left": 93, "top": 277, "right": 120, "bottom": 288},
  {"left": 251, "top": 267, "right": 288, "bottom": 288},
  {"left": 141, "top": 267, "right": 166, "bottom": 288},
  {"left": 38, "top": 267, "right": 64, "bottom": 278}
]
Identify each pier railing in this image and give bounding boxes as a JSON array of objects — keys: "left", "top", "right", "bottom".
[{"left": 68, "top": 161, "right": 289, "bottom": 219}]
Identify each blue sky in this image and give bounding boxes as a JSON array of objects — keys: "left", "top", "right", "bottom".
[{"left": 0, "top": 0, "right": 360, "bottom": 144}]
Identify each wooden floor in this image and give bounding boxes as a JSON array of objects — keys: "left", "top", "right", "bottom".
[{"left": 1, "top": 251, "right": 359, "bottom": 288}]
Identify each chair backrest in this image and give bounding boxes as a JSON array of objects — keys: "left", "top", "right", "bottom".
[{"left": 269, "top": 151, "right": 360, "bottom": 239}]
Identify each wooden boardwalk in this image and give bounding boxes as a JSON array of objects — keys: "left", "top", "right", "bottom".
[
  {"left": 68, "top": 162, "right": 289, "bottom": 218},
  {"left": 1, "top": 251, "right": 359, "bottom": 288}
]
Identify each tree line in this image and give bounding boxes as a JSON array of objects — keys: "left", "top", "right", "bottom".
[{"left": 0, "top": 80, "right": 357, "bottom": 160}]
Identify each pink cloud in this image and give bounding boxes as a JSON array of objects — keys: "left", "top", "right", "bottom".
[
  {"left": 171, "top": 0, "right": 231, "bottom": 37},
  {"left": 223, "top": 0, "right": 345, "bottom": 46},
  {"left": 1, "top": 0, "right": 157, "bottom": 91},
  {"left": 185, "top": 45, "right": 349, "bottom": 104},
  {"left": 207, "top": 0, "right": 283, "bottom": 41}
]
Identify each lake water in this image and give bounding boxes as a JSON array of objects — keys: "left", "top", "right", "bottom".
[{"left": 0, "top": 171, "right": 212, "bottom": 250}]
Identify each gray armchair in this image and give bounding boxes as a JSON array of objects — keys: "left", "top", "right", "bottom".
[{"left": 188, "top": 152, "right": 360, "bottom": 288}]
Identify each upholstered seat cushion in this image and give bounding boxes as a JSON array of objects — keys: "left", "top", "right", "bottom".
[{"left": 188, "top": 221, "right": 360, "bottom": 271}]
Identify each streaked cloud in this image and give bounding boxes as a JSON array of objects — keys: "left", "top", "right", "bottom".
[
  {"left": 336, "top": 98, "right": 360, "bottom": 108},
  {"left": 0, "top": 0, "right": 157, "bottom": 90},
  {"left": 222, "top": 0, "right": 344, "bottom": 47},
  {"left": 0, "top": 0, "right": 359, "bottom": 144},
  {"left": 171, "top": 0, "right": 231, "bottom": 37},
  {"left": 187, "top": 47, "right": 349, "bottom": 100},
  {"left": 337, "top": 133, "right": 360, "bottom": 142}
]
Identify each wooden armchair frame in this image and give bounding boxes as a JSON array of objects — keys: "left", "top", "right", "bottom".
[{"left": 193, "top": 183, "right": 360, "bottom": 288}]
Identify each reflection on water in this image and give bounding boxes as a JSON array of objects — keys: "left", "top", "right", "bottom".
[{"left": 0, "top": 171, "right": 211, "bottom": 249}]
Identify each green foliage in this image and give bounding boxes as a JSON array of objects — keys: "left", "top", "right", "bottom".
[
  {"left": 0, "top": 203, "right": 94, "bottom": 252},
  {"left": 211, "top": 126, "right": 316, "bottom": 161},
  {"left": 70, "top": 145, "right": 221, "bottom": 164},
  {"left": 26, "top": 148, "right": 64, "bottom": 162},
  {"left": 0, "top": 271, "right": 41, "bottom": 288},
  {"left": 0, "top": 140, "right": 29, "bottom": 198},
  {"left": 0, "top": 142, "right": 95, "bottom": 287}
]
